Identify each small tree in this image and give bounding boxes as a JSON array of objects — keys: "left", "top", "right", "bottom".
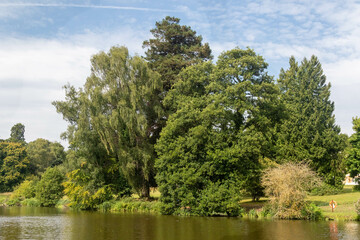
[
  {"left": 9, "top": 123, "right": 25, "bottom": 143},
  {"left": 36, "top": 167, "right": 64, "bottom": 207},
  {"left": 262, "top": 162, "right": 320, "bottom": 219}
]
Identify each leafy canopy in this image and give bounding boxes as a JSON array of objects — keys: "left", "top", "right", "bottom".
[
  {"left": 143, "top": 16, "right": 212, "bottom": 92},
  {"left": 0, "top": 142, "right": 30, "bottom": 192},
  {"left": 155, "top": 48, "right": 281, "bottom": 215}
]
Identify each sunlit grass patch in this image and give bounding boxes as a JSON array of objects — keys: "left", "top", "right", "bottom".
[{"left": 307, "top": 186, "right": 360, "bottom": 220}]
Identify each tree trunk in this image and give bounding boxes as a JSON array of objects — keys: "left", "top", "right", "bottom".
[{"left": 140, "top": 181, "right": 150, "bottom": 199}]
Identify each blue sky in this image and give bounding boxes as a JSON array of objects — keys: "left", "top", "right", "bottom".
[{"left": 0, "top": 0, "right": 359, "bottom": 146}]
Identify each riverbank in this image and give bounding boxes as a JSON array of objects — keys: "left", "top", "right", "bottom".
[{"left": 2, "top": 186, "right": 360, "bottom": 220}]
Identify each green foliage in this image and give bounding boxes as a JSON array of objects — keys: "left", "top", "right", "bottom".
[
  {"left": 310, "top": 183, "right": 343, "bottom": 196},
  {"left": 301, "top": 203, "right": 323, "bottom": 220},
  {"left": 143, "top": 16, "right": 212, "bottom": 92},
  {"left": 63, "top": 168, "right": 124, "bottom": 209},
  {"left": 248, "top": 209, "right": 258, "bottom": 218},
  {"left": 6, "top": 198, "right": 21, "bottom": 206},
  {"left": 21, "top": 198, "right": 41, "bottom": 207},
  {"left": 10, "top": 178, "right": 38, "bottom": 201},
  {"left": 9, "top": 123, "right": 25, "bottom": 143},
  {"left": 27, "top": 138, "right": 65, "bottom": 175},
  {"left": 353, "top": 185, "right": 360, "bottom": 192},
  {"left": 346, "top": 117, "right": 360, "bottom": 178},
  {"left": 194, "top": 182, "right": 242, "bottom": 216},
  {"left": 259, "top": 204, "right": 275, "bottom": 218},
  {"left": 36, "top": 167, "right": 64, "bottom": 207},
  {"left": 156, "top": 48, "right": 281, "bottom": 216},
  {"left": 277, "top": 56, "right": 347, "bottom": 187},
  {"left": 54, "top": 46, "right": 162, "bottom": 198},
  {"left": 0, "top": 142, "right": 30, "bottom": 192},
  {"left": 110, "top": 197, "right": 161, "bottom": 213}
]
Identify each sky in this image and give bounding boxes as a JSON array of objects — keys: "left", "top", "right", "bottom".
[{"left": 0, "top": 0, "right": 359, "bottom": 147}]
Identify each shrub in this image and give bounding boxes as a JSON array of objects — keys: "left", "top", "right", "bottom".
[
  {"left": 353, "top": 184, "right": 360, "bottom": 192},
  {"left": 63, "top": 169, "right": 114, "bottom": 209},
  {"left": 262, "top": 162, "right": 321, "bottom": 219},
  {"left": 21, "top": 198, "right": 41, "bottom": 207},
  {"left": 36, "top": 167, "right": 64, "bottom": 207},
  {"left": 248, "top": 209, "right": 258, "bottom": 218},
  {"left": 10, "top": 177, "right": 39, "bottom": 201},
  {"left": 193, "top": 182, "right": 242, "bottom": 216},
  {"left": 301, "top": 203, "right": 323, "bottom": 220},
  {"left": 259, "top": 204, "right": 275, "bottom": 218},
  {"left": 310, "top": 183, "right": 342, "bottom": 196},
  {"left": 55, "top": 197, "right": 71, "bottom": 209},
  {"left": 109, "top": 197, "right": 161, "bottom": 214}
]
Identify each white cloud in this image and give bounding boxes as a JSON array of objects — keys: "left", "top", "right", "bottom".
[
  {"left": 0, "top": 2, "right": 178, "bottom": 12},
  {"left": 0, "top": 27, "right": 148, "bottom": 146}
]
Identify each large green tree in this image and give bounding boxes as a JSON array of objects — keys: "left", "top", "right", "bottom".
[
  {"left": 0, "top": 142, "right": 30, "bottom": 192},
  {"left": 142, "top": 16, "right": 213, "bottom": 145},
  {"left": 54, "top": 46, "right": 162, "bottom": 198},
  {"left": 346, "top": 117, "right": 360, "bottom": 179},
  {"left": 27, "top": 138, "right": 65, "bottom": 175},
  {"left": 143, "top": 16, "right": 212, "bottom": 93},
  {"left": 276, "top": 56, "right": 347, "bottom": 187},
  {"left": 155, "top": 48, "right": 282, "bottom": 215}
]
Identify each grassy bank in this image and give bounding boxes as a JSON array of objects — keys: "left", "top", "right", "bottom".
[
  {"left": 240, "top": 186, "right": 360, "bottom": 220},
  {"left": 2, "top": 186, "right": 360, "bottom": 220},
  {"left": 307, "top": 186, "right": 360, "bottom": 220}
]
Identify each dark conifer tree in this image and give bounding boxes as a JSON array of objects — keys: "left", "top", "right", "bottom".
[{"left": 277, "top": 56, "right": 347, "bottom": 187}]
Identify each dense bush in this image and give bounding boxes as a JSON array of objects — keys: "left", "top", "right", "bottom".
[
  {"left": 301, "top": 203, "right": 323, "bottom": 220},
  {"left": 109, "top": 198, "right": 161, "bottom": 214},
  {"left": 21, "top": 198, "right": 41, "bottom": 207},
  {"left": 192, "top": 182, "right": 242, "bottom": 216},
  {"left": 353, "top": 184, "right": 360, "bottom": 192},
  {"left": 10, "top": 178, "right": 38, "bottom": 201},
  {"left": 310, "top": 183, "right": 343, "bottom": 196},
  {"left": 0, "top": 142, "right": 31, "bottom": 192},
  {"left": 63, "top": 169, "right": 117, "bottom": 209},
  {"left": 36, "top": 167, "right": 64, "bottom": 207},
  {"left": 262, "top": 162, "right": 321, "bottom": 219}
]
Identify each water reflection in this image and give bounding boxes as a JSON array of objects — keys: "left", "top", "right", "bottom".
[
  {"left": 329, "top": 221, "right": 339, "bottom": 240},
  {"left": 1, "top": 207, "right": 360, "bottom": 240}
]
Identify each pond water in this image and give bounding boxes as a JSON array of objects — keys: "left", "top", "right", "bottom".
[{"left": 0, "top": 207, "right": 359, "bottom": 240}]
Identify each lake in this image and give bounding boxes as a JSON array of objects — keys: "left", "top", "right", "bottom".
[{"left": 0, "top": 207, "right": 359, "bottom": 240}]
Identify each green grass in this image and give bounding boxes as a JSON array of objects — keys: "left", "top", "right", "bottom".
[
  {"left": 307, "top": 185, "right": 360, "bottom": 220},
  {"left": 240, "top": 186, "right": 360, "bottom": 220},
  {"left": 131, "top": 188, "right": 161, "bottom": 199}
]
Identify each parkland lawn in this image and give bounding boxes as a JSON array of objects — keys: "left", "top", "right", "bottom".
[
  {"left": 307, "top": 186, "right": 360, "bottom": 220},
  {"left": 240, "top": 185, "right": 360, "bottom": 220}
]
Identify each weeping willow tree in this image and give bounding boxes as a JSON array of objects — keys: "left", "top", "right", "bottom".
[{"left": 54, "top": 46, "right": 162, "bottom": 198}]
